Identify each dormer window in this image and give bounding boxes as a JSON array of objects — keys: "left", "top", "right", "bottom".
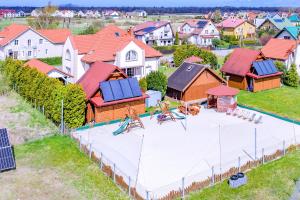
[
  {"left": 126, "top": 50, "right": 137, "bottom": 61},
  {"left": 186, "top": 65, "right": 194, "bottom": 71}
]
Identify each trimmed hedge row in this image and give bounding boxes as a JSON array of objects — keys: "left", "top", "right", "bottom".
[{"left": 0, "top": 58, "right": 86, "bottom": 128}]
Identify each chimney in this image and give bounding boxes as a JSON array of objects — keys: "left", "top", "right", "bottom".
[
  {"left": 127, "top": 27, "right": 133, "bottom": 37},
  {"left": 225, "top": 75, "right": 230, "bottom": 86}
]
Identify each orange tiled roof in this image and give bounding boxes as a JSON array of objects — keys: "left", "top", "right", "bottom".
[
  {"left": 37, "top": 28, "right": 71, "bottom": 44},
  {"left": 261, "top": 38, "right": 298, "bottom": 60},
  {"left": 70, "top": 25, "right": 162, "bottom": 63},
  {"left": 25, "top": 59, "right": 72, "bottom": 77},
  {"left": 0, "top": 24, "right": 30, "bottom": 46}
]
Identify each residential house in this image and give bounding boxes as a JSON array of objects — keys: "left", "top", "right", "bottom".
[
  {"left": 167, "top": 61, "right": 225, "bottom": 102},
  {"left": 258, "top": 17, "right": 293, "bottom": 33},
  {"left": 0, "top": 9, "right": 16, "bottom": 18},
  {"left": 288, "top": 14, "right": 300, "bottom": 26},
  {"left": 178, "top": 19, "right": 220, "bottom": 47},
  {"left": 62, "top": 25, "right": 162, "bottom": 82},
  {"left": 77, "top": 10, "right": 86, "bottom": 18},
  {"left": 221, "top": 48, "right": 282, "bottom": 92},
  {"left": 30, "top": 9, "right": 42, "bottom": 17},
  {"left": 126, "top": 10, "right": 147, "bottom": 18},
  {"left": 261, "top": 38, "right": 300, "bottom": 74},
  {"left": 25, "top": 59, "right": 72, "bottom": 83},
  {"left": 133, "top": 21, "right": 174, "bottom": 46},
  {"left": 0, "top": 24, "right": 71, "bottom": 60},
  {"left": 218, "top": 18, "right": 256, "bottom": 39},
  {"left": 275, "top": 26, "right": 300, "bottom": 40},
  {"left": 102, "top": 10, "right": 120, "bottom": 19},
  {"left": 78, "top": 61, "right": 147, "bottom": 123}
]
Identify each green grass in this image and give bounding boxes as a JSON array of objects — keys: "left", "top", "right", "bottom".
[
  {"left": 158, "top": 65, "right": 177, "bottom": 77},
  {"left": 188, "top": 150, "right": 300, "bottom": 200},
  {"left": 38, "top": 57, "right": 62, "bottom": 66},
  {"left": 15, "top": 135, "right": 129, "bottom": 200},
  {"left": 238, "top": 86, "right": 300, "bottom": 121}
]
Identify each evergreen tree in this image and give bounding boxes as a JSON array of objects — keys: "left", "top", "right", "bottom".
[
  {"left": 174, "top": 32, "right": 179, "bottom": 45},
  {"left": 285, "top": 64, "right": 299, "bottom": 87}
]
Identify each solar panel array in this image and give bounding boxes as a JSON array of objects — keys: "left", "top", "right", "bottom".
[
  {"left": 0, "top": 128, "right": 16, "bottom": 172},
  {"left": 142, "top": 26, "right": 156, "bottom": 33},
  {"left": 252, "top": 60, "right": 278, "bottom": 76},
  {"left": 100, "top": 78, "right": 143, "bottom": 102},
  {"left": 197, "top": 20, "right": 208, "bottom": 28}
]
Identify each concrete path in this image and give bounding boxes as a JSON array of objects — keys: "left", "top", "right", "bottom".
[{"left": 290, "top": 180, "right": 300, "bottom": 200}]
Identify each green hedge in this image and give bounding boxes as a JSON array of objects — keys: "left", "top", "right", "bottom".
[{"left": 0, "top": 58, "right": 86, "bottom": 128}]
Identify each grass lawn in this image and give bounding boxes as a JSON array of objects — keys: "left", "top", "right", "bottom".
[
  {"left": 188, "top": 150, "right": 300, "bottom": 200},
  {"left": 158, "top": 65, "right": 177, "bottom": 77},
  {"left": 238, "top": 86, "right": 300, "bottom": 121},
  {"left": 0, "top": 135, "right": 129, "bottom": 200}
]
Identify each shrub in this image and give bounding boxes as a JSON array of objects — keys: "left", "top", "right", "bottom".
[
  {"left": 285, "top": 64, "right": 299, "bottom": 87},
  {"left": 139, "top": 77, "right": 147, "bottom": 92},
  {"left": 146, "top": 71, "right": 167, "bottom": 97},
  {"left": 79, "top": 25, "right": 99, "bottom": 35},
  {"left": 1, "top": 58, "right": 86, "bottom": 128},
  {"left": 173, "top": 45, "right": 218, "bottom": 69},
  {"left": 274, "top": 61, "right": 287, "bottom": 83},
  {"left": 174, "top": 32, "right": 179, "bottom": 45}
]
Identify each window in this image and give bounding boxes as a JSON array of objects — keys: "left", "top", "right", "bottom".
[
  {"left": 14, "top": 40, "right": 18, "bottom": 45},
  {"left": 205, "top": 30, "right": 208, "bottom": 34},
  {"left": 45, "top": 49, "right": 48, "bottom": 55},
  {"left": 66, "top": 67, "right": 71, "bottom": 74},
  {"left": 284, "top": 36, "right": 291, "bottom": 40},
  {"left": 39, "top": 39, "right": 43, "bottom": 44},
  {"left": 28, "top": 39, "right": 31, "bottom": 47},
  {"left": 27, "top": 51, "right": 32, "bottom": 57},
  {"left": 126, "top": 68, "right": 134, "bottom": 77},
  {"left": 125, "top": 50, "right": 137, "bottom": 61},
  {"left": 186, "top": 65, "right": 194, "bottom": 71},
  {"left": 65, "top": 49, "right": 71, "bottom": 61}
]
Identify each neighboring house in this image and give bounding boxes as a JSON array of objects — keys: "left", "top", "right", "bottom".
[
  {"left": 0, "top": 9, "right": 16, "bottom": 18},
  {"left": 126, "top": 10, "right": 147, "bottom": 18},
  {"left": 133, "top": 21, "right": 174, "bottom": 46},
  {"left": 275, "top": 26, "right": 300, "bottom": 40},
  {"left": 218, "top": 18, "right": 256, "bottom": 39},
  {"left": 261, "top": 38, "right": 300, "bottom": 74},
  {"left": 258, "top": 17, "right": 294, "bottom": 33},
  {"left": 62, "top": 25, "right": 162, "bottom": 82},
  {"left": 178, "top": 19, "right": 220, "bottom": 47},
  {"left": 25, "top": 59, "right": 72, "bottom": 83},
  {"left": 102, "top": 10, "right": 120, "bottom": 19},
  {"left": 78, "top": 61, "right": 147, "bottom": 123},
  {"left": 31, "top": 9, "right": 42, "bottom": 17},
  {"left": 221, "top": 48, "right": 282, "bottom": 92},
  {"left": 288, "top": 14, "right": 300, "bottom": 26},
  {"left": 167, "top": 61, "right": 225, "bottom": 102},
  {"left": 0, "top": 24, "right": 71, "bottom": 60},
  {"left": 77, "top": 10, "right": 86, "bottom": 18}
]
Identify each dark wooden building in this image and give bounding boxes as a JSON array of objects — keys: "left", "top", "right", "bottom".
[{"left": 167, "top": 61, "right": 226, "bottom": 102}]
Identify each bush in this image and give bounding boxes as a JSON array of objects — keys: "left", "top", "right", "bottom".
[
  {"left": 285, "top": 64, "right": 299, "bottom": 87},
  {"left": 174, "top": 32, "right": 179, "bottom": 45},
  {"left": 146, "top": 71, "right": 167, "bottom": 97},
  {"left": 173, "top": 45, "right": 218, "bottom": 69},
  {"left": 1, "top": 58, "right": 86, "bottom": 128},
  {"left": 139, "top": 77, "right": 147, "bottom": 92},
  {"left": 275, "top": 61, "right": 287, "bottom": 82},
  {"left": 39, "top": 57, "right": 62, "bottom": 66},
  {"left": 79, "top": 25, "right": 99, "bottom": 35}
]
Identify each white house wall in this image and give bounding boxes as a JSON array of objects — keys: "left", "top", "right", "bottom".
[
  {"left": 276, "top": 31, "right": 295, "bottom": 40},
  {"left": 0, "top": 29, "right": 63, "bottom": 60}
]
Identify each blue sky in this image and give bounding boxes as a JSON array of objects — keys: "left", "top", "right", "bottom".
[{"left": 0, "top": 0, "right": 300, "bottom": 7}]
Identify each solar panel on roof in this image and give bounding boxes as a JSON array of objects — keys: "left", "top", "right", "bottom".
[
  {"left": 0, "top": 128, "right": 10, "bottom": 148},
  {"left": 197, "top": 21, "right": 208, "bottom": 28},
  {"left": 100, "top": 82, "right": 115, "bottom": 102},
  {"left": 142, "top": 26, "right": 156, "bottom": 33},
  {"left": 110, "top": 80, "right": 124, "bottom": 100},
  {"left": 252, "top": 60, "right": 278, "bottom": 76},
  {"left": 128, "top": 78, "right": 142, "bottom": 97},
  {"left": 0, "top": 146, "right": 16, "bottom": 172},
  {"left": 119, "top": 79, "right": 134, "bottom": 99}
]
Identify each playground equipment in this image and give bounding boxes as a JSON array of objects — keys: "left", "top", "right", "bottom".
[
  {"left": 113, "top": 107, "right": 144, "bottom": 135},
  {"left": 157, "top": 101, "right": 185, "bottom": 124}
]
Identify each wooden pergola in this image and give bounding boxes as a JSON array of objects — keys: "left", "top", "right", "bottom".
[{"left": 206, "top": 85, "right": 240, "bottom": 112}]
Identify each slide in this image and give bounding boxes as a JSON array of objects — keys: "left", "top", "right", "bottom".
[
  {"left": 171, "top": 111, "right": 186, "bottom": 120},
  {"left": 113, "top": 118, "right": 130, "bottom": 136}
]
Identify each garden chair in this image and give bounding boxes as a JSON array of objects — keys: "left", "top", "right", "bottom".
[
  {"left": 254, "top": 115, "right": 263, "bottom": 124},
  {"left": 249, "top": 113, "right": 256, "bottom": 122}
]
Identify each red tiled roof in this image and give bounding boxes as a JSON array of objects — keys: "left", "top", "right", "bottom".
[
  {"left": 70, "top": 25, "right": 162, "bottom": 63},
  {"left": 221, "top": 48, "right": 260, "bottom": 76},
  {"left": 206, "top": 85, "right": 239, "bottom": 96},
  {"left": 90, "top": 93, "right": 148, "bottom": 107},
  {"left": 24, "top": 59, "right": 72, "bottom": 77},
  {"left": 261, "top": 38, "right": 297, "bottom": 60},
  {"left": 0, "top": 24, "right": 30, "bottom": 46},
  {"left": 218, "top": 18, "right": 245, "bottom": 28},
  {"left": 185, "top": 56, "right": 203, "bottom": 63},
  {"left": 37, "top": 28, "right": 71, "bottom": 44},
  {"left": 77, "top": 61, "right": 127, "bottom": 99},
  {"left": 246, "top": 72, "right": 283, "bottom": 79}
]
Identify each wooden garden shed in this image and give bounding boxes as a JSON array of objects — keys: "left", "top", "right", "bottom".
[
  {"left": 221, "top": 48, "right": 282, "bottom": 92},
  {"left": 77, "top": 61, "right": 147, "bottom": 123},
  {"left": 167, "top": 61, "right": 226, "bottom": 102}
]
